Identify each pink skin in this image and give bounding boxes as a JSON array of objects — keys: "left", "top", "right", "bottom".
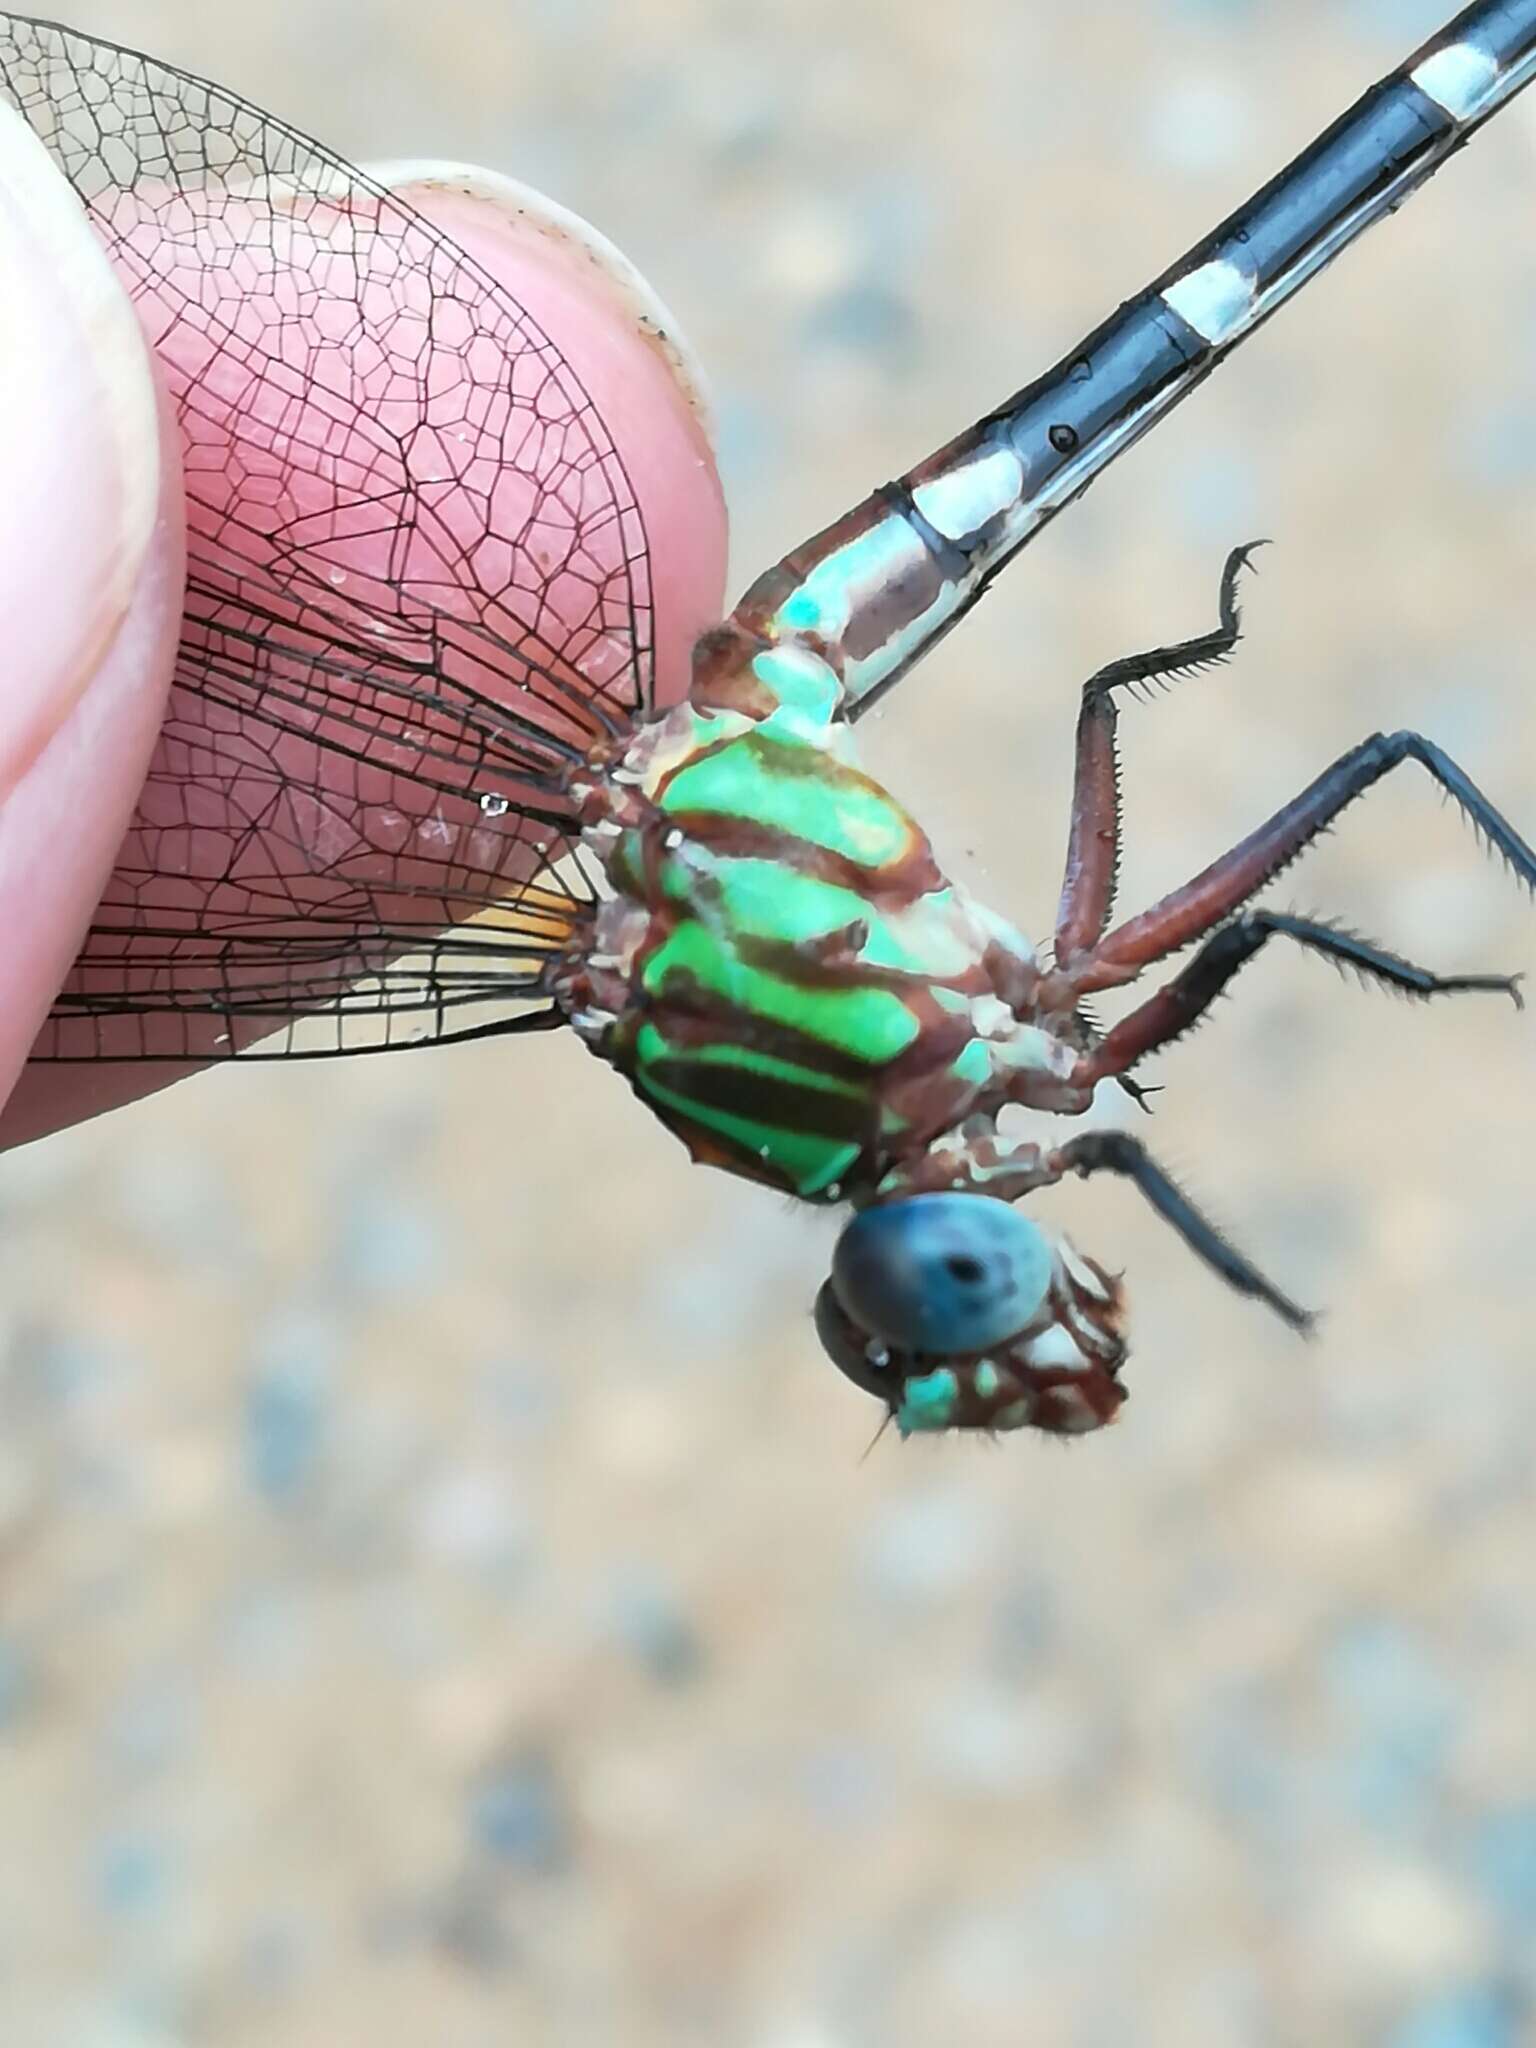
[{"left": 0, "top": 169, "right": 728, "bottom": 1150}]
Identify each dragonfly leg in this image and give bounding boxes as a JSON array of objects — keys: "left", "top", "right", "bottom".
[
  {"left": 1072, "top": 910, "right": 1523, "bottom": 1087},
  {"left": 1053, "top": 1131, "right": 1313, "bottom": 1331},
  {"left": 1053, "top": 543, "right": 1267, "bottom": 966},
  {"left": 1069, "top": 731, "right": 1536, "bottom": 997}
]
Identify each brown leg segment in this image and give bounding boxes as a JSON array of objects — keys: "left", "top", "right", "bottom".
[
  {"left": 1053, "top": 543, "right": 1266, "bottom": 966},
  {"left": 1072, "top": 730, "right": 1536, "bottom": 997},
  {"left": 1073, "top": 910, "right": 1523, "bottom": 1084}
]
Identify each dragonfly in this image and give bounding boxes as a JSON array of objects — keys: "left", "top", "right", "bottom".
[{"left": 3, "top": 4, "right": 1535, "bottom": 1442}]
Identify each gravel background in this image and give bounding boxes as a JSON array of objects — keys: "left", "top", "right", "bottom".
[{"left": 3, "top": 3, "right": 1535, "bottom": 2044}]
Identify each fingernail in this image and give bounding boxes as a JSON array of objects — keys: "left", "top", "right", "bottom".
[{"left": 0, "top": 102, "right": 161, "bottom": 799}]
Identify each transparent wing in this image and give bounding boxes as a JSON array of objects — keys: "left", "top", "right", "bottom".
[{"left": 0, "top": 15, "right": 652, "bottom": 1058}]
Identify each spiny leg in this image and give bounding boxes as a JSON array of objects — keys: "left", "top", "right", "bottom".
[
  {"left": 1054, "top": 542, "right": 1268, "bottom": 966},
  {"left": 1055, "top": 1131, "right": 1312, "bottom": 1331},
  {"left": 1072, "top": 1004, "right": 1163, "bottom": 1114},
  {"left": 1068, "top": 730, "right": 1536, "bottom": 998},
  {"left": 1073, "top": 909, "right": 1524, "bottom": 1086}
]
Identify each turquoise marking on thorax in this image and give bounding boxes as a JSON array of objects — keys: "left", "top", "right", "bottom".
[
  {"left": 766, "top": 517, "right": 964, "bottom": 707},
  {"left": 897, "top": 1368, "right": 961, "bottom": 1435},
  {"left": 948, "top": 1038, "right": 994, "bottom": 1088},
  {"left": 750, "top": 645, "right": 841, "bottom": 728}
]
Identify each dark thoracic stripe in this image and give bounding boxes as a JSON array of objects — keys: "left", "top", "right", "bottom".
[
  {"left": 644, "top": 1054, "right": 875, "bottom": 1144},
  {"left": 638, "top": 987, "right": 901, "bottom": 1086},
  {"left": 657, "top": 811, "right": 942, "bottom": 899}
]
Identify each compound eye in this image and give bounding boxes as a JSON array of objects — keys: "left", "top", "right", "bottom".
[{"left": 830, "top": 1194, "right": 1053, "bottom": 1356}]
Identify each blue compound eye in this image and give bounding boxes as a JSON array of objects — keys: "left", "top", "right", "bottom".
[{"left": 830, "top": 1194, "right": 1054, "bottom": 1356}]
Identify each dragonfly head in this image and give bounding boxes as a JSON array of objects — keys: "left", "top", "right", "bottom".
[{"left": 816, "top": 1193, "right": 1129, "bottom": 1437}]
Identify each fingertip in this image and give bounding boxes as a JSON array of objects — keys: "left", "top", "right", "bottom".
[
  {"left": 0, "top": 112, "right": 186, "bottom": 1128},
  {"left": 0, "top": 372, "right": 184, "bottom": 1129},
  {"left": 0, "top": 101, "right": 165, "bottom": 793},
  {"left": 1, "top": 164, "right": 730, "bottom": 1150}
]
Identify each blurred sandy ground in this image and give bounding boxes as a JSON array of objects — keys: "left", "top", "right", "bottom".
[{"left": 2, "top": 1, "right": 1535, "bottom": 2043}]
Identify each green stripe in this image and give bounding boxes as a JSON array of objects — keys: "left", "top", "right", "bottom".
[
  {"left": 750, "top": 646, "right": 840, "bottom": 726},
  {"left": 643, "top": 920, "right": 919, "bottom": 1065},
  {"left": 661, "top": 856, "right": 978, "bottom": 982},
  {"left": 659, "top": 732, "right": 913, "bottom": 870}
]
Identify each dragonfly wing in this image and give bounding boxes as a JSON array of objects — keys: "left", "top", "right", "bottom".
[{"left": 0, "top": 17, "right": 652, "bottom": 1058}]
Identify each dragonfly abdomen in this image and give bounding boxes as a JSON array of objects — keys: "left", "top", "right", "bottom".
[{"left": 724, "top": 2, "right": 1536, "bottom": 721}]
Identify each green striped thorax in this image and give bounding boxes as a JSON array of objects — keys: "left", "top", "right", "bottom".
[{"left": 565, "top": 628, "right": 1070, "bottom": 1201}]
